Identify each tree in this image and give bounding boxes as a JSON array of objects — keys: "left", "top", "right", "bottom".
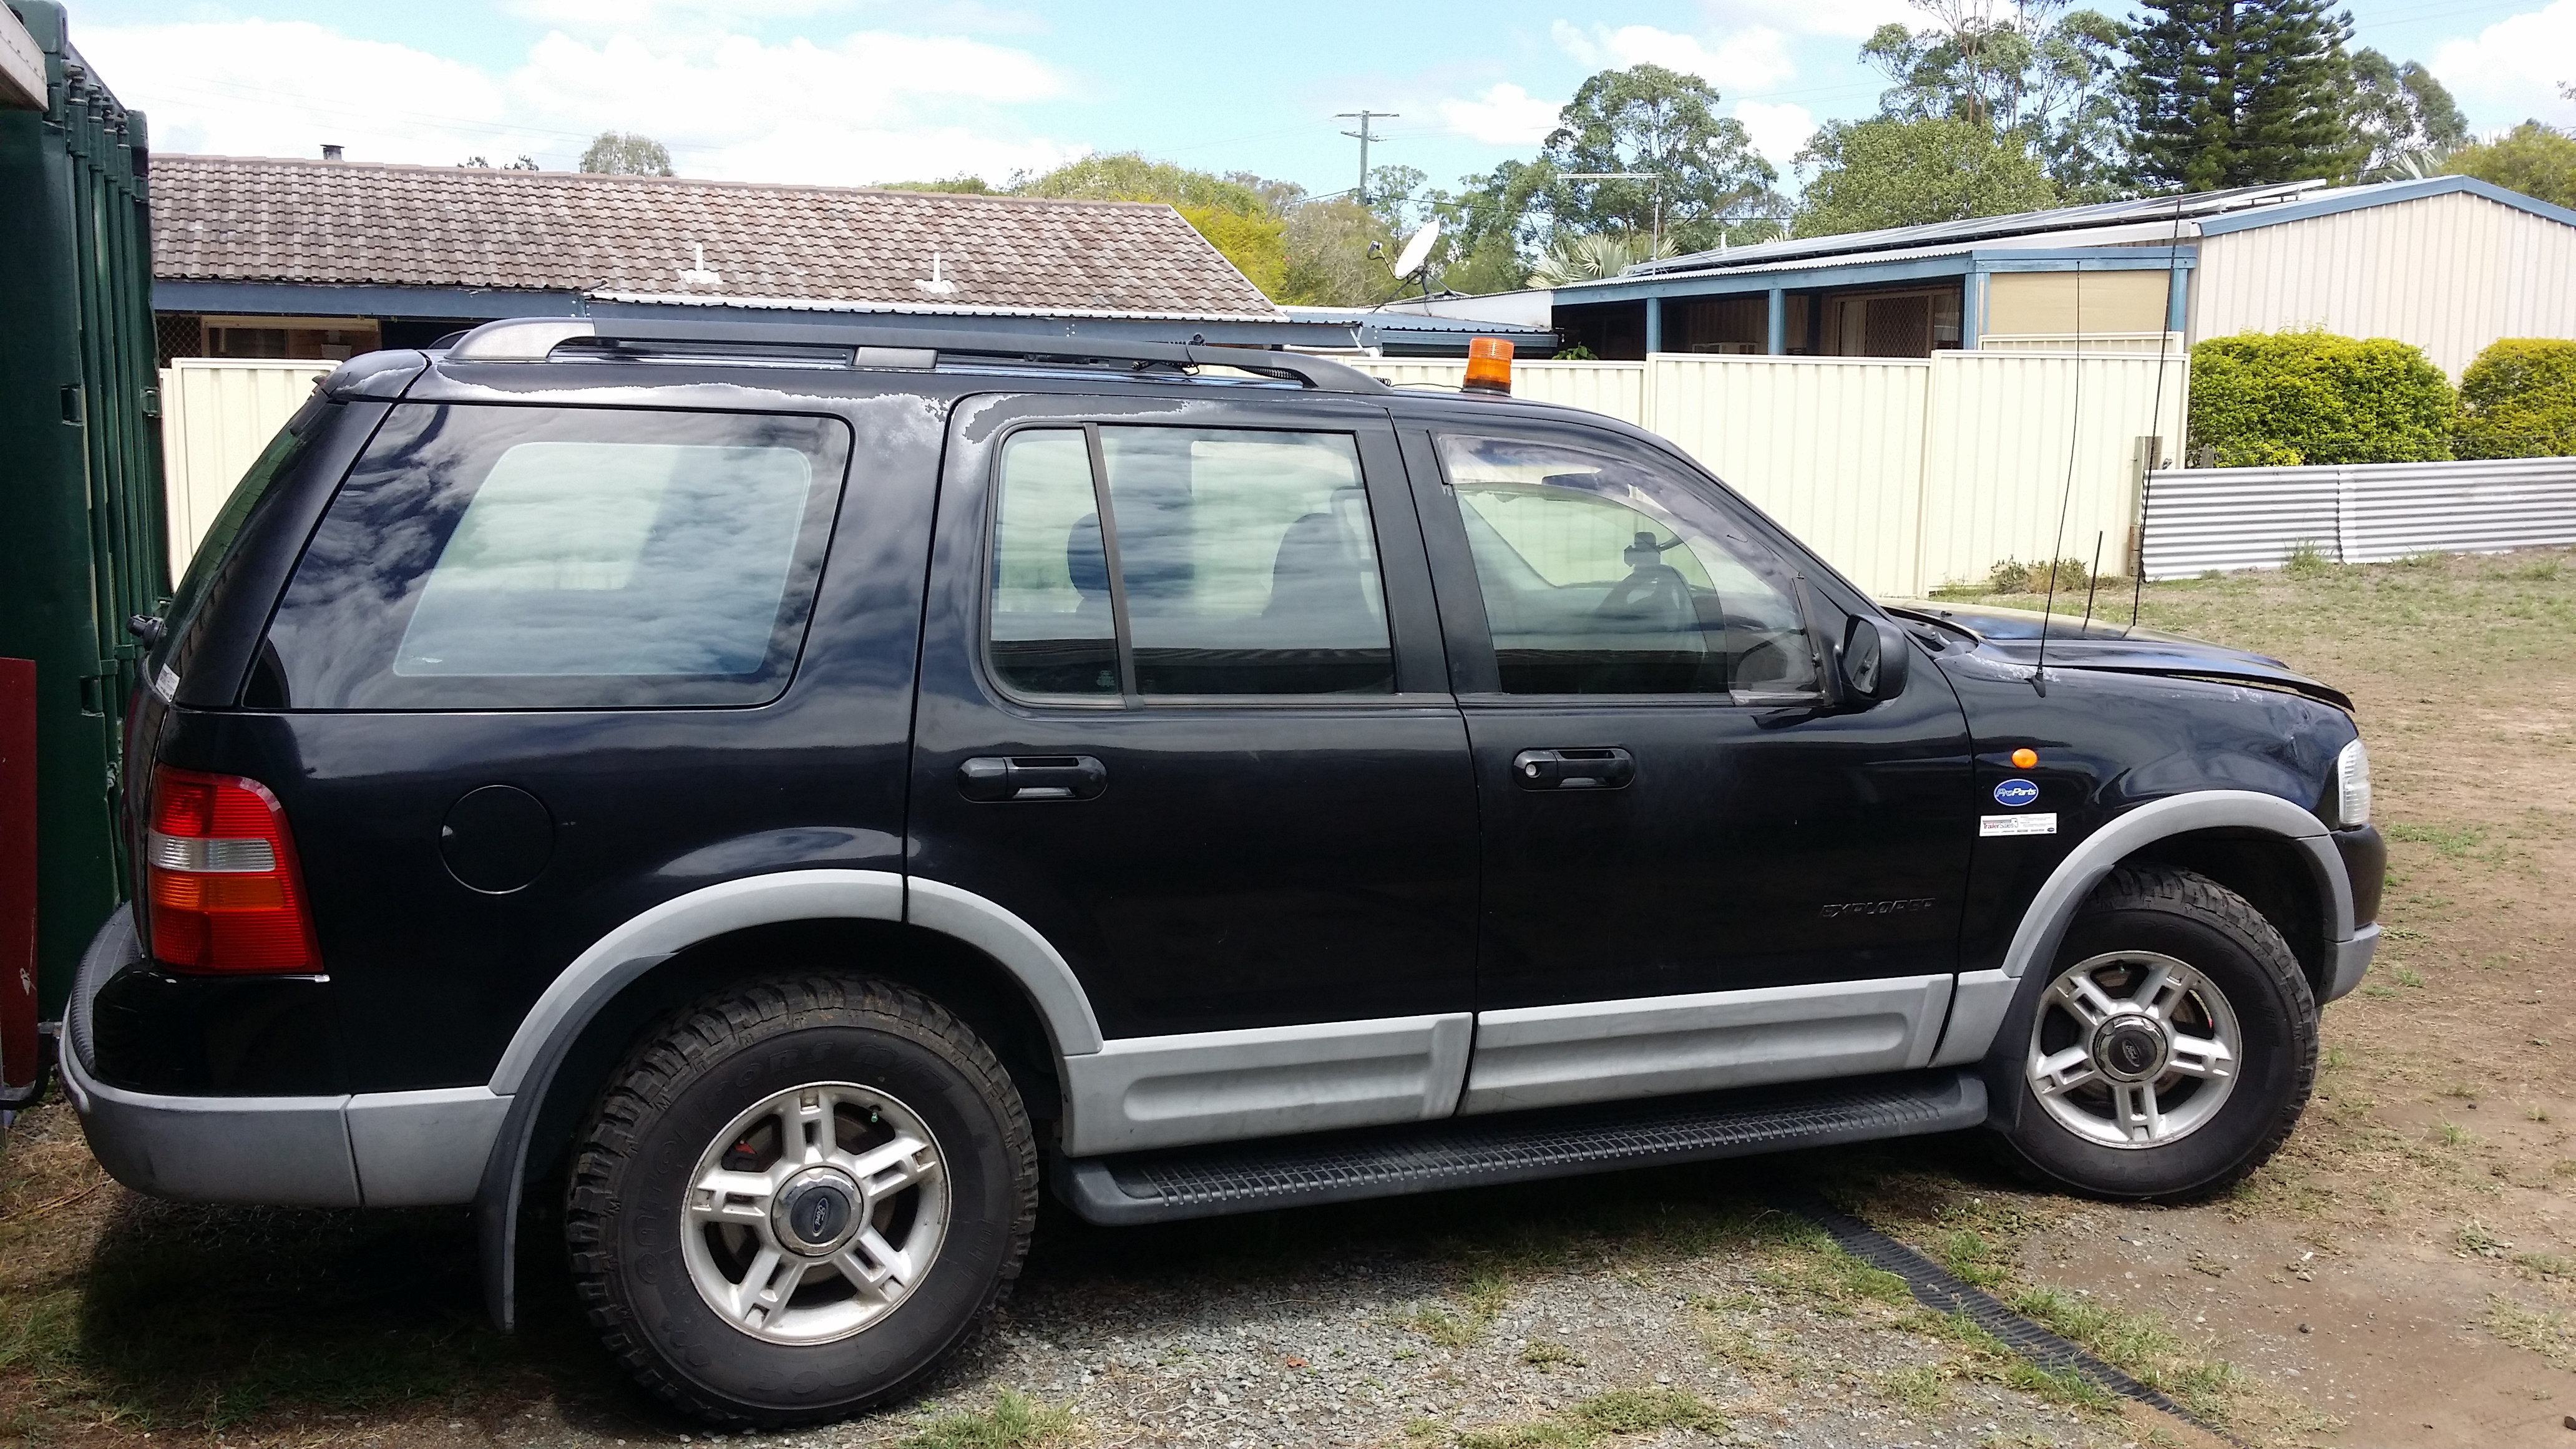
[
  {"left": 1793, "top": 117, "right": 2057, "bottom": 235},
  {"left": 1277, "top": 198, "right": 1407, "bottom": 306},
  {"left": 580, "top": 132, "right": 673, "bottom": 176},
  {"left": 1860, "top": 0, "right": 2127, "bottom": 198},
  {"left": 877, "top": 175, "right": 997, "bottom": 194},
  {"left": 2443, "top": 122, "right": 2576, "bottom": 209},
  {"left": 1528, "top": 232, "right": 1676, "bottom": 286},
  {"left": 2346, "top": 49, "right": 2468, "bottom": 178},
  {"left": 2125, "top": 0, "right": 2366, "bottom": 192},
  {"left": 1016, "top": 154, "right": 1288, "bottom": 299},
  {"left": 458, "top": 155, "right": 540, "bottom": 170},
  {"left": 1426, "top": 159, "right": 1556, "bottom": 288},
  {"left": 1539, "top": 64, "right": 1781, "bottom": 253}
]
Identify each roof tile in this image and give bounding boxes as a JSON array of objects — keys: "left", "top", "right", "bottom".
[{"left": 149, "top": 155, "right": 1282, "bottom": 317}]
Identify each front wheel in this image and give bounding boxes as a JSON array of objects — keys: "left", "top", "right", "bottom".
[
  {"left": 566, "top": 975, "right": 1038, "bottom": 1427},
  {"left": 1989, "top": 865, "right": 2317, "bottom": 1201}
]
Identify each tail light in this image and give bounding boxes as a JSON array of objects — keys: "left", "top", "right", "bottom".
[
  {"left": 145, "top": 767, "right": 320, "bottom": 973},
  {"left": 1465, "top": 336, "right": 1513, "bottom": 394}
]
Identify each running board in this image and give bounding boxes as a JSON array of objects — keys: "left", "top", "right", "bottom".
[{"left": 1053, "top": 1069, "right": 1988, "bottom": 1226}]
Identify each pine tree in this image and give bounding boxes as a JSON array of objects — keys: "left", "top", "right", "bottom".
[{"left": 2125, "top": 0, "right": 2364, "bottom": 191}]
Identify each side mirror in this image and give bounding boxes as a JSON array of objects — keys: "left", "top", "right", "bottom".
[{"left": 1839, "top": 615, "right": 1911, "bottom": 703}]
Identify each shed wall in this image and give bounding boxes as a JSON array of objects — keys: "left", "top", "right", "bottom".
[
  {"left": 1984, "top": 271, "right": 2170, "bottom": 336},
  {"left": 2193, "top": 190, "right": 2576, "bottom": 376}
]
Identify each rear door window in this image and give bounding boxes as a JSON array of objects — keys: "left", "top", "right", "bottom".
[
  {"left": 987, "top": 424, "right": 1393, "bottom": 699},
  {"left": 258, "top": 404, "right": 847, "bottom": 709}
]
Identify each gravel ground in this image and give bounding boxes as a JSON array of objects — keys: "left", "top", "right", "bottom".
[{"left": 764, "top": 1164, "right": 2181, "bottom": 1449}]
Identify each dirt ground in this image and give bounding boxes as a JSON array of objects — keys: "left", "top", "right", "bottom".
[{"left": 3, "top": 547, "right": 2569, "bottom": 1449}]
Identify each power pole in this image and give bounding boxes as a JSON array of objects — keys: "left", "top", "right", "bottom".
[{"left": 1337, "top": 110, "right": 1396, "bottom": 205}]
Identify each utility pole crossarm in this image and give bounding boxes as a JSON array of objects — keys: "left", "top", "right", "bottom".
[{"left": 1336, "top": 110, "right": 1397, "bottom": 205}]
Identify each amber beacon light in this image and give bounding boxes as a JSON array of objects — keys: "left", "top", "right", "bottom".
[{"left": 1464, "top": 337, "right": 1514, "bottom": 394}]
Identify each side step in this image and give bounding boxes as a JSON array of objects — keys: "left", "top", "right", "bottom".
[{"left": 1054, "top": 1069, "right": 1988, "bottom": 1226}]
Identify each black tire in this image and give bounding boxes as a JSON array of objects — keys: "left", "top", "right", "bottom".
[
  {"left": 567, "top": 975, "right": 1037, "bottom": 1427},
  {"left": 1988, "top": 864, "right": 2317, "bottom": 1201}
]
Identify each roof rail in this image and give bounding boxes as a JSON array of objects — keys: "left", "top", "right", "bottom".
[{"left": 442, "top": 316, "right": 1389, "bottom": 394}]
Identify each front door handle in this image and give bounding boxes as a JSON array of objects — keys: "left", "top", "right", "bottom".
[
  {"left": 1511, "top": 747, "right": 1636, "bottom": 791},
  {"left": 959, "top": 755, "right": 1108, "bottom": 803}
]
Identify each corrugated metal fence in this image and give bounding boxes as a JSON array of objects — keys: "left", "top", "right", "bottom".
[
  {"left": 2140, "top": 456, "right": 2576, "bottom": 579},
  {"left": 159, "top": 359, "right": 329, "bottom": 577},
  {"left": 1355, "top": 351, "right": 2184, "bottom": 597}
]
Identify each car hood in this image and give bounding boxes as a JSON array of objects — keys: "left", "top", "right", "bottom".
[{"left": 1880, "top": 599, "right": 2351, "bottom": 710}]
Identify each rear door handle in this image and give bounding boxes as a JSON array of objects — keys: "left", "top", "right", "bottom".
[
  {"left": 1511, "top": 747, "right": 1636, "bottom": 791},
  {"left": 959, "top": 755, "right": 1107, "bottom": 803}
]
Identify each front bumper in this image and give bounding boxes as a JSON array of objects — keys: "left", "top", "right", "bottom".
[
  {"left": 61, "top": 907, "right": 505, "bottom": 1207},
  {"left": 2323, "top": 922, "right": 2381, "bottom": 1005}
]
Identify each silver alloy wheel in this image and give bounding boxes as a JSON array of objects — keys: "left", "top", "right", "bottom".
[
  {"left": 680, "top": 1081, "right": 949, "bottom": 1345},
  {"left": 2026, "top": 950, "right": 2242, "bottom": 1149}
]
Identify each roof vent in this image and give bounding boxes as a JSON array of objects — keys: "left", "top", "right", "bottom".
[
  {"left": 321, "top": 144, "right": 343, "bottom": 162},
  {"left": 678, "top": 243, "right": 721, "bottom": 287},
  {"left": 914, "top": 251, "right": 959, "bottom": 296}
]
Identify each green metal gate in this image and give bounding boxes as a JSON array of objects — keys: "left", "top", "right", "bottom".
[{"left": 0, "top": 0, "right": 165, "bottom": 1081}]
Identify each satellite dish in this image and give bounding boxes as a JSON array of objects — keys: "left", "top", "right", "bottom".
[{"left": 1392, "top": 218, "right": 1440, "bottom": 280}]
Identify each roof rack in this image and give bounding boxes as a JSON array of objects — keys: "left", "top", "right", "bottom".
[{"left": 442, "top": 317, "right": 1390, "bottom": 394}]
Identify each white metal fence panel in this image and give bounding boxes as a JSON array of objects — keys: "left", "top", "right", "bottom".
[
  {"left": 1919, "top": 350, "right": 2188, "bottom": 595},
  {"left": 1347, "top": 351, "right": 2181, "bottom": 597},
  {"left": 2142, "top": 456, "right": 2576, "bottom": 578},
  {"left": 1347, "top": 359, "right": 1647, "bottom": 424},
  {"left": 1649, "top": 355, "right": 1933, "bottom": 596},
  {"left": 160, "top": 359, "right": 331, "bottom": 575}
]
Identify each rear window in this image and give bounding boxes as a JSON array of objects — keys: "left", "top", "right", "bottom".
[{"left": 257, "top": 404, "right": 847, "bottom": 709}]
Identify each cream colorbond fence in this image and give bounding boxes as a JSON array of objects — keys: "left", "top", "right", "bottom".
[
  {"left": 1353, "top": 350, "right": 2185, "bottom": 597},
  {"left": 160, "top": 359, "right": 332, "bottom": 577},
  {"left": 162, "top": 353, "right": 2182, "bottom": 600}
]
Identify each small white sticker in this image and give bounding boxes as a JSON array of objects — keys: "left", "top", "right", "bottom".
[{"left": 1981, "top": 812, "right": 2059, "bottom": 837}]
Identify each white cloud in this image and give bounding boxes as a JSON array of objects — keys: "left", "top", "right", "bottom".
[
  {"left": 1734, "top": 99, "right": 1816, "bottom": 169},
  {"left": 2430, "top": 0, "right": 2576, "bottom": 134},
  {"left": 77, "top": 16, "right": 1081, "bottom": 186},
  {"left": 1549, "top": 20, "right": 1795, "bottom": 95},
  {"left": 1438, "top": 82, "right": 1561, "bottom": 146}
]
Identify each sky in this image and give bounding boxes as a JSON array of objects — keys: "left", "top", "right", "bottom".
[{"left": 59, "top": 0, "right": 2576, "bottom": 202}]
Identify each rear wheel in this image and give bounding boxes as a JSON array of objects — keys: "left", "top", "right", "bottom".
[
  {"left": 1991, "top": 865, "right": 2316, "bottom": 1201},
  {"left": 567, "top": 975, "right": 1037, "bottom": 1427}
]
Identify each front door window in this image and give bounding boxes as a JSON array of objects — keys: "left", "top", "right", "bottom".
[{"left": 1437, "top": 434, "right": 1821, "bottom": 700}]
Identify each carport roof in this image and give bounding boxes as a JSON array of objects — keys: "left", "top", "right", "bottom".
[
  {"left": 148, "top": 154, "right": 1284, "bottom": 319},
  {"left": 1568, "top": 175, "right": 2576, "bottom": 292}
]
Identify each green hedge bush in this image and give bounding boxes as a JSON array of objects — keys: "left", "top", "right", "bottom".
[
  {"left": 2456, "top": 338, "right": 2576, "bottom": 459},
  {"left": 2187, "top": 329, "right": 2456, "bottom": 467}
]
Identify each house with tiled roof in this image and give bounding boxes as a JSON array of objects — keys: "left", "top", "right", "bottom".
[{"left": 150, "top": 153, "right": 1386, "bottom": 361}]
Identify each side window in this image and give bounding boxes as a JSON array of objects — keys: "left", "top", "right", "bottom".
[
  {"left": 260, "top": 405, "right": 847, "bottom": 709},
  {"left": 1435, "top": 434, "right": 1820, "bottom": 698},
  {"left": 990, "top": 430, "right": 1118, "bottom": 696},
  {"left": 986, "top": 425, "right": 1392, "bottom": 699}
]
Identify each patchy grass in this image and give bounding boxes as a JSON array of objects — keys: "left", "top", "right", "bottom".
[
  {"left": 896, "top": 1389, "right": 1083, "bottom": 1449},
  {"left": 1517, "top": 1340, "right": 1586, "bottom": 1370},
  {"left": 1445, "top": 1386, "right": 1729, "bottom": 1448},
  {"left": 2487, "top": 1297, "right": 2576, "bottom": 1369}
]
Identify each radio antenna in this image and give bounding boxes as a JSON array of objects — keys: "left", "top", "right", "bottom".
[
  {"left": 2133, "top": 190, "right": 2188, "bottom": 630},
  {"left": 2032, "top": 263, "right": 2084, "bottom": 695}
]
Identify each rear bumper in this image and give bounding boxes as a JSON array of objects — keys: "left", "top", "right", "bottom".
[{"left": 61, "top": 907, "right": 505, "bottom": 1206}]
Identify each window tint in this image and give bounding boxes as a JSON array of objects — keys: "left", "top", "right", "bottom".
[
  {"left": 1437, "top": 434, "right": 1819, "bottom": 697},
  {"left": 989, "top": 430, "right": 1118, "bottom": 696},
  {"left": 985, "top": 425, "right": 1392, "bottom": 698},
  {"left": 261, "top": 405, "right": 846, "bottom": 709}
]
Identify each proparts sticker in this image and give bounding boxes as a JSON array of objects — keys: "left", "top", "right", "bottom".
[{"left": 1981, "top": 812, "right": 2059, "bottom": 837}]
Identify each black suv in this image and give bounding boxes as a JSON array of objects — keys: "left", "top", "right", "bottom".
[{"left": 63, "top": 317, "right": 2382, "bottom": 1427}]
